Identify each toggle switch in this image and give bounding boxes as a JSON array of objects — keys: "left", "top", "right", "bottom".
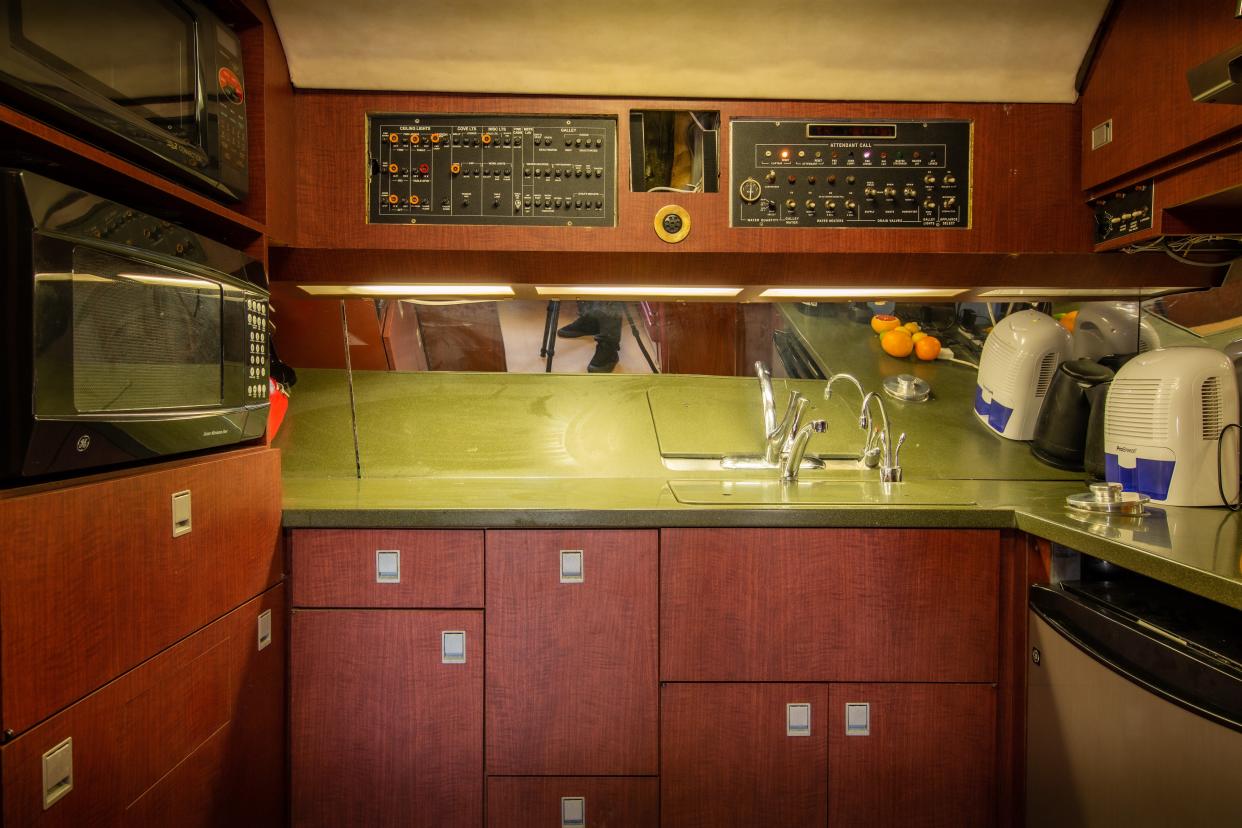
[
  {"left": 171, "top": 490, "right": 192, "bottom": 537},
  {"left": 561, "top": 796, "right": 586, "bottom": 826},
  {"left": 376, "top": 550, "right": 401, "bottom": 583},
  {"left": 786, "top": 703, "right": 811, "bottom": 736},
  {"left": 560, "top": 549, "right": 584, "bottom": 583},
  {"left": 42, "top": 738, "right": 73, "bottom": 809},
  {"left": 845, "top": 702, "right": 870, "bottom": 736},
  {"left": 442, "top": 631, "right": 466, "bottom": 664}
]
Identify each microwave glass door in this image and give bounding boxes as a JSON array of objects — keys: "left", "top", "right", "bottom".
[
  {"left": 11, "top": 0, "right": 199, "bottom": 146},
  {"left": 35, "top": 247, "right": 224, "bottom": 416}
]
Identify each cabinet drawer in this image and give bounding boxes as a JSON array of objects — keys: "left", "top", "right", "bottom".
[
  {"left": 0, "top": 449, "right": 282, "bottom": 736},
  {"left": 1, "top": 584, "right": 285, "bottom": 828},
  {"left": 661, "top": 529, "right": 999, "bottom": 682},
  {"left": 486, "top": 530, "right": 658, "bottom": 775},
  {"left": 291, "top": 529, "right": 483, "bottom": 608},
  {"left": 291, "top": 609, "right": 483, "bottom": 828},
  {"left": 487, "top": 777, "right": 658, "bottom": 827}
]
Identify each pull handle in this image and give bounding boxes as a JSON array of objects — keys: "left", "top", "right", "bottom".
[
  {"left": 560, "top": 549, "right": 584, "bottom": 583},
  {"left": 786, "top": 702, "right": 811, "bottom": 736}
]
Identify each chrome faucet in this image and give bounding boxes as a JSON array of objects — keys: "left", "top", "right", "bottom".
[
  {"left": 780, "top": 419, "right": 828, "bottom": 482},
  {"left": 741, "top": 361, "right": 824, "bottom": 470},
  {"left": 824, "top": 372, "right": 878, "bottom": 463},
  {"left": 825, "top": 373, "right": 906, "bottom": 481}
]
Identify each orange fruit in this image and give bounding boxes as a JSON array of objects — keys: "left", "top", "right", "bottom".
[
  {"left": 880, "top": 329, "right": 914, "bottom": 358},
  {"left": 1059, "top": 311, "right": 1078, "bottom": 333},
  {"left": 911, "top": 331, "right": 927, "bottom": 343},
  {"left": 914, "top": 335, "right": 942, "bottom": 361},
  {"left": 871, "top": 314, "right": 901, "bottom": 334},
  {"left": 903, "top": 321, "right": 921, "bottom": 334}
]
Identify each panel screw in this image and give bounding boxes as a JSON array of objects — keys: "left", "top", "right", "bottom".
[{"left": 1031, "top": 647, "right": 1041, "bottom": 666}]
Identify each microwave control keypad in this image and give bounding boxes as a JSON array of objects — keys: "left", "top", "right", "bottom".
[
  {"left": 246, "top": 297, "right": 268, "bottom": 402},
  {"left": 368, "top": 114, "right": 616, "bottom": 226},
  {"left": 730, "top": 119, "right": 972, "bottom": 228}
]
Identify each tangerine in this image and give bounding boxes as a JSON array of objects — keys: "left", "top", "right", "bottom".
[{"left": 880, "top": 329, "right": 914, "bottom": 358}]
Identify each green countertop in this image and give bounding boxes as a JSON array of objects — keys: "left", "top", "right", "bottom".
[{"left": 276, "top": 311, "right": 1242, "bottom": 611}]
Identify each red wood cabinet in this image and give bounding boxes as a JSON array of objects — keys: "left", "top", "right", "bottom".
[
  {"left": 290, "top": 528, "right": 484, "bottom": 607},
  {"left": 290, "top": 609, "right": 483, "bottom": 828},
  {"left": 0, "top": 584, "right": 286, "bottom": 827},
  {"left": 661, "top": 528, "right": 1000, "bottom": 682},
  {"left": 487, "top": 777, "right": 658, "bottom": 827},
  {"left": 0, "top": 448, "right": 283, "bottom": 736},
  {"left": 661, "top": 683, "right": 830, "bottom": 827},
  {"left": 828, "top": 684, "right": 997, "bottom": 828},
  {"left": 485, "top": 530, "right": 658, "bottom": 775}
]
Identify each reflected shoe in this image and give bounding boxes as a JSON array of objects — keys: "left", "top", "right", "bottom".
[
  {"left": 557, "top": 315, "right": 599, "bottom": 338},
  {"left": 587, "top": 341, "right": 619, "bottom": 373}
]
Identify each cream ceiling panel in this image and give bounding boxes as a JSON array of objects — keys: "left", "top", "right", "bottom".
[{"left": 268, "top": 0, "right": 1107, "bottom": 103}]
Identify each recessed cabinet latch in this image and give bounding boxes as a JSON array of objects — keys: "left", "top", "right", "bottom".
[
  {"left": 561, "top": 796, "right": 585, "bottom": 827},
  {"left": 171, "top": 490, "right": 191, "bottom": 537},
  {"left": 560, "top": 550, "right": 584, "bottom": 583},
  {"left": 845, "top": 702, "right": 870, "bottom": 736}
]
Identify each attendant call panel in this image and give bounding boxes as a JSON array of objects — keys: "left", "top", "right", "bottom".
[
  {"left": 730, "top": 119, "right": 972, "bottom": 229},
  {"left": 368, "top": 114, "right": 616, "bottom": 226}
]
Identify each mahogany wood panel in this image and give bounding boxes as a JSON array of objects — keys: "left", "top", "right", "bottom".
[
  {"left": 0, "top": 104, "right": 264, "bottom": 250},
  {"left": 415, "top": 302, "right": 509, "bottom": 371},
  {"left": 0, "top": 448, "right": 282, "bottom": 735},
  {"left": 485, "top": 530, "right": 658, "bottom": 775},
  {"left": 661, "top": 683, "right": 830, "bottom": 828},
  {"left": 269, "top": 284, "right": 390, "bottom": 370},
  {"left": 1081, "top": 0, "right": 1242, "bottom": 191},
  {"left": 290, "top": 529, "right": 483, "bottom": 608},
  {"left": 996, "top": 530, "right": 1030, "bottom": 827},
  {"left": 291, "top": 91, "right": 1087, "bottom": 255},
  {"left": 291, "top": 609, "right": 483, "bottom": 828},
  {"left": 486, "top": 777, "right": 658, "bottom": 827},
  {"left": 0, "top": 584, "right": 286, "bottom": 827},
  {"left": 660, "top": 528, "right": 999, "bottom": 682},
  {"left": 271, "top": 247, "right": 1206, "bottom": 292},
  {"left": 382, "top": 300, "right": 430, "bottom": 371},
  {"left": 657, "top": 302, "right": 738, "bottom": 376},
  {"left": 827, "top": 683, "right": 997, "bottom": 828}
]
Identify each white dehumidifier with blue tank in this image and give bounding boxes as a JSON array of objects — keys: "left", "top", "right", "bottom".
[
  {"left": 974, "top": 309, "right": 1073, "bottom": 440},
  {"left": 1104, "top": 347, "right": 1239, "bottom": 506}
]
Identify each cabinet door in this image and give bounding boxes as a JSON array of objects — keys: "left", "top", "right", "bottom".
[
  {"left": 662, "top": 683, "right": 829, "bottom": 828},
  {"left": 486, "top": 530, "right": 658, "bottom": 775},
  {"left": 487, "top": 777, "right": 658, "bottom": 827},
  {"left": 661, "top": 528, "right": 999, "bottom": 682},
  {"left": 291, "top": 609, "right": 483, "bottom": 828},
  {"left": 828, "top": 684, "right": 996, "bottom": 828}
]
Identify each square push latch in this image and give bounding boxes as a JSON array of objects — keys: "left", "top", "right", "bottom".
[
  {"left": 560, "top": 550, "right": 584, "bottom": 583},
  {"left": 42, "top": 737, "right": 73, "bottom": 810},
  {"left": 442, "top": 631, "right": 466, "bottom": 664},
  {"left": 561, "top": 796, "right": 585, "bottom": 827},
  {"left": 376, "top": 550, "right": 401, "bottom": 583},
  {"left": 257, "top": 609, "right": 272, "bottom": 651},
  {"left": 845, "top": 702, "right": 870, "bottom": 736},
  {"left": 786, "top": 702, "right": 811, "bottom": 736},
  {"left": 171, "top": 490, "right": 192, "bottom": 537}
]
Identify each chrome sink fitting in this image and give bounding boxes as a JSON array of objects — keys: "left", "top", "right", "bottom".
[{"left": 825, "top": 372, "right": 907, "bottom": 483}]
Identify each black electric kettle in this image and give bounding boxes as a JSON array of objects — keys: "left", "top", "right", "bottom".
[{"left": 1031, "top": 359, "right": 1115, "bottom": 471}]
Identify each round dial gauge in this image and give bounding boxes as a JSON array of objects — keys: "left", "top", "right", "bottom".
[{"left": 738, "top": 177, "right": 762, "bottom": 203}]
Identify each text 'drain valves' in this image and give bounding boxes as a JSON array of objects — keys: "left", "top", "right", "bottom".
[
  {"left": 42, "top": 738, "right": 73, "bottom": 810},
  {"left": 786, "top": 702, "right": 812, "bottom": 736},
  {"left": 171, "top": 490, "right": 192, "bottom": 537},
  {"left": 257, "top": 609, "right": 272, "bottom": 651},
  {"left": 845, "top": 702, "right": 870, "bottom": 736},
  {"left": 442, "top": 631, "right": 466, "bottom": 664},
  {"left": 376, "top": 549, "right": 400, "bottom": 583},
  {"left": 560, "top": 549, "right": 584, "bottom": 583},
  {"left": 561, "top": 796, "right": 585, "bottom": 827}
]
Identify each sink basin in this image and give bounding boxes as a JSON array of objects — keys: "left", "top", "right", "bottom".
[
  {"left": 668, "top": 479, "right": 975, "bottom": 506},
  {"left": 661, "top": 454, "right": 866, "bottom": 474}
]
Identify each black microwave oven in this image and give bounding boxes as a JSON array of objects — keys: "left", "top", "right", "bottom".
[
  {"left": 1, "top": 169, "right": 269, "bottom": 484},
  {"left": 0, "top": 0, "right": 249, "bottom": 202}
]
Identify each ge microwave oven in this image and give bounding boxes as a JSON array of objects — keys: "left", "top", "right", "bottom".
[
  {"left": 1, "top": 169, "right": 269, "bottom": 484},
  {"left": 0, "top": 0, "right": 249, "bottom": 201}
]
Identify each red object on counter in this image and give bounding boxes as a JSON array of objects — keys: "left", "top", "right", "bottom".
[{"left": 267, "top": 379, "right": 289, "bottom": 442}]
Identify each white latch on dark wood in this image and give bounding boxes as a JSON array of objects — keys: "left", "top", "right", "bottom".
[
  {"left": 171, "top": 490, "right": 192, "bottom": 537},
  {"left": 786, "top": 702, "right": 811, "bottom": 736},
  {"left": 560, "top": 549, "right": 584, "bottom": 583},
  {"left": 845, "top": 702, "right": 870, "bottom": 736},
  {"left": 441, "top": 631, "right": 466, "bottom": 664},
  {"left": 561, "top": 796, "right": 585, "bottom": 827},
  {"left": 375, "top": 549, "right": 400, "bottom": 583}
]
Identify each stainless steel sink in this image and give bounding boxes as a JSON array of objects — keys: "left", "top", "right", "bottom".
[
  {"left": 668, "top": 479, "right": 975, "bottom": 506},
  {"left": 660, "top": 454, "right": 865, "bottom": 474}
]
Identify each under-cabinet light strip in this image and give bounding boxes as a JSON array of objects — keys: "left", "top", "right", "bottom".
[
  {"left": 534, "top": 285, "right": 743, "bottom": 298},
  {"left": 758, "top": 287, "right": 968, "bottom": 299},
  {"left": 974, "top": 287, "right": 1189, "bottom": 299},
  {"left": 299, "top": 284, "right": 515, "bottom": 297}
]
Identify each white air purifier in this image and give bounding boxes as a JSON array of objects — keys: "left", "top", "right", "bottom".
[
  {"left": 975, "top": 310, "right": 1073, "bottom": 440},
  {"left": 1104, "top": 347, "right": 1239, "bottom": 507},
  {"left": 1071, "top": 301, "right": 1161, "bottom": 361}
]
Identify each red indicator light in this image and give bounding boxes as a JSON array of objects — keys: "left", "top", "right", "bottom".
[{"left": 418, "top": 163, "right": 430, "bottom": 174}]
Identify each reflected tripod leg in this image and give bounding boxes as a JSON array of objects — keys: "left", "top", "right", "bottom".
[{"left": 540, "top": 299, "right": 561, "bottom": 373}]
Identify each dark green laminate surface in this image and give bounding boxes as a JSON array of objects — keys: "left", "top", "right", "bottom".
[{"left": 275, "top": 331, "right": 1242, "bottom": 610}]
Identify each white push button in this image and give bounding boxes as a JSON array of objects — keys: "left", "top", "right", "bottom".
[
  {"left": 786, "top": 702, "right": 811, "bottom": 736},
  {"left": 561, "top": 796, "right": 585, "bottom": 826},
  {"left": 171, "top": 490, "right": 192, "bottom": 537},
  {"left": 376, "top": 550, "right": 401, "bottom": 583},
  {"left": 845, "top": 702, "right": 870, "bottom": 736},
  {"left": 560, "top": 549, "right": 584, "bottom": 583},
  {"left": 42, "top": 738, "right": 73, "bottom": 809},
  {"left": 442, "top": 631, "right": 466, "bottom": 664}
]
